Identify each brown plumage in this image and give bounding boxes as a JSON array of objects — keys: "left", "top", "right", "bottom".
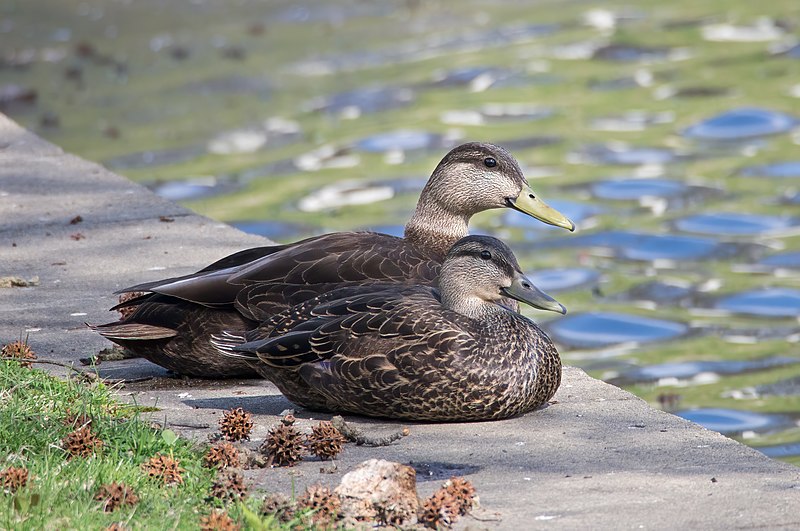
[
  {"left": 221, "top": 236, "right": 565, "bottom": 422},
  {"left": 91, "top": 142, "right": 574, "bottom": 378}
]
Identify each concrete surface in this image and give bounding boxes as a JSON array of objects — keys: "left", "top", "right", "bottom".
[{"left": 1, "top": 114, "right": 798, "bottom": 529}]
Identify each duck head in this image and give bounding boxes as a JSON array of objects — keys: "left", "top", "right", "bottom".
[{"left": 440, "top": 235, "right": 567, "bottom": 319}]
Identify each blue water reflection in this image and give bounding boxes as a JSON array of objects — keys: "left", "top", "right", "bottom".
[
  {"left": 674, "top": 212, "right": 799, "bottom": 236},
  {"left": 546, "top": 311, "right": 688, "bottom": 348},
  {"left": 676, "top": 408, "right": 790, "bottom": 435},
  {"left": 716, "top": 288, "right": 800, "bottom": 318},
  {"left": 682, "top": 108, "right": 798, "bottom": 141}
]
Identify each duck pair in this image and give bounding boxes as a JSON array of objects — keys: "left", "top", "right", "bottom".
[{"left": 93, "top": 142, "right": 574, "bottom": 421}]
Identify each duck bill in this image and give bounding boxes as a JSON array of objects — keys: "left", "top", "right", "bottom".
[
  {"left": 501, "top": 273, "right": 567, "bottom": 315},
  {"left": 507, "top": 184, "right": 575, "bottom": 232}
]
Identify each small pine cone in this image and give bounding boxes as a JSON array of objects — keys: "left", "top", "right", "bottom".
[
  {"left": 442, "top": 476, "right": 476, "bottom": 516},
  {"left": 297, "top": 484, "right": 341, "bottom": 528},
  {"left": 419, "top": 489, "right": 457, "bottom": 529},
  {"left": 203, "top": 442, "right": 240, "bottom": 469},
  {"left": 1, "top": 340, "right": 36, "bottom": 368},
  {"left": 199, "top": 510, "right": 240, "bottom": 531},
  {"left": 117, "top": 292, "right": 146, "bottom": 320},
  {"left": 218, "top": 408, "right": 254, "bottom": 442},
  {"left": 260, "top": 492, "right": 295, "bottom": 523},
  {"left": 260, "top": 423, "right": 305, "bottom": 467},
  {"left": 105, "top": 524, "right": 130, "bottom": 531},
  {"left": 306, "top": 421, "right": 346, "bottom": 461},
  {"left": 142, "top": 453, "right": 184, "bottom": 485},
  {"left": 0, "top": 466, "right": 30, "bottom": 493},
  {"left": 95, "top": 482, "right": 139, "bottom": 512},
  {"left": 209, "top": 470, "right": 247, "bottom": 501},
  {"left": 63, "top": 411, "right": 92, "bottom": 429},
  {"left": 62, "top": 425, "right": 103, "bottom": 459}
]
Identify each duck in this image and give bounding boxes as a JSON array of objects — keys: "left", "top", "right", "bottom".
[
  {"left": 91, "top": 142, "right": 574, "bottom": 378},
  {"left": 217, "top": 235, "right": 565, "bottom": 422}
]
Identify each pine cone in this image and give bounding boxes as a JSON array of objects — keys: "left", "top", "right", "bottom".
[
  {"left": 306, "top": 421, "right": 346, "bottom": 461},
  {"left": 218, "top": 408, "right": 254, "bottom": 442},
  {"left": 95, "top": 482, "right": 139, "bottom": 512},
  {"left": 204, "top": 442, "right": 240, "bottom": 469},
  {"left": 0, "top": 466, "right": 30, "bottom": 493},
  {"left": 142, "top": 453, "right": 184, "bottom": 485},
  {"left": 62, "top": 425, "right": 103, "bottom": 459},
  {"left": 418, "top": 489, "right": 455, "bottom": 529},
  {"left": 117, "top": 291, "right": 147, "bottom": 319},
  {"left": 209, "top": 470, "right": 247, "bottom": 501},
  {"left": 442, "top": 476, "right": 476, "bottom": 516},
  {"left": 199, "top": 510, "right": 240, "bottom": 531},
  {"left": 260, "top": 423, "right": 305, "bottom": 467},
  {"left": 297, "top": 484, "right": 341, "bottom": 528},
  {"left": 105, "top": 524, "right": 130, "bottom": 531},
  {"left": 1, "top": 340, "right": 36, "bottom": 368},
  {"left": 260, "top": 493, "right": 295, "bottom": 523}
]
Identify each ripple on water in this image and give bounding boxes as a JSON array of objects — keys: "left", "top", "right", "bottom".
[
  {"left": 715, "top": 288, "right": 800, "bottom": 318},
  {"left": 756, "top": 443, "right": 800, "bottom": 459},
  {"left": 571, "top": 143, "right": 681, "bottom": 165},
  {"left": 526, "top": 268, "right": 600, "bottom": 293},
  {"left": 148, "top": 177, "right": 238, "bottom": 202},
  {"left": 536, "top": 230, "right": 738, "bottom": 262},
  {"left": 355, "top": 130, "right": 444, "bottom": 153},
  {"left": 739, "top": 161, "right": 800, "bottom": 178},
  {"left": 674, "top": 212, "right": 800, "bottom": 236},
  {"left": 682, "top": 107, "right": 798, "bottom": 141},
  {"left": 616, "top": 357, "right": 799, "bottom": 384},
  {"left": 306, "top": 86, "right": 415, "bottom": 115},
  {"left": 676, "top": 408, "right": 790, "bottom": 435},
  {"left": 591, "top": 178, "right": 688, "bottom": 200},
  {"left": 230, "top": 220, "right": 318, "bottom": 241},
  {"left": 545, "top": 311, "right": 688, "bottom": 349},
  {"left": 758, "top": 251, "right": 800, "bottom": 268}
]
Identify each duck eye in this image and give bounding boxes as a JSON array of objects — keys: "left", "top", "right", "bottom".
[
  {"left": 480, "top": 250, "right": 492, "bottom": 260},
  {"left": 483, "top": 157, "right": 497, "bottom": 168}
]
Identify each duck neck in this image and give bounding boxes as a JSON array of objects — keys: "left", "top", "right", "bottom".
[
  {"left": 443, "top": 293, "right": 509, "bottom": 321},
  {"left": 404, "top": 195, "right": 470, "bottom": 257}
]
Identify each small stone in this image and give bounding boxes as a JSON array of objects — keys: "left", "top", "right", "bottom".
[{"left": 334, "top": 459, "right": 418, "bottom": 526}]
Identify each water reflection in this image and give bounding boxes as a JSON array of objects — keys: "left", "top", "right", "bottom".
[
  {"left": 682, "top": 108, "right": 798, "bottom": 141},
  {"left": 676, "top": 408, "right": 791, "bottom": 435},
  {"left": 715, "top": 288, "right": 800, "bottom": 318},
  {"left": 674, "top": 212, "right": 800, "bottom": 236},
  {"left": 545, "top": 311, "right": 689, "bottom": 349}
]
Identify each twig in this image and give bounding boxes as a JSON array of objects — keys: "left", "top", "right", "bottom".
[
  {"left": 1, "top": 356, "right": 87, "bottom": 376},
  {"left": 331, "top": 415, "right": 409, "bottom": 447}
]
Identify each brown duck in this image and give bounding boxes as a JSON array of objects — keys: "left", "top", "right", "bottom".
[
  {"left": 92, "top": 142, "right": 574, "bottom": 378},
  {"left": 218, "top": 235, "right": 565, "bottom": 421}
]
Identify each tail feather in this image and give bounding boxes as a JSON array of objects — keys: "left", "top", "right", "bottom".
[
  {"left": 88, "top": 322, "right": 177, "bottom": 341},
  {"left": 210, "top": 331, "right": 256, "bottom": 360}
]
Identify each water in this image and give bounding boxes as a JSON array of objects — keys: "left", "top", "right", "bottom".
[
  {"left": 545, "top": 311, "right": 689, "bottom": 349},
  {"left": 715, "top": 288, "right": 800, "bottom": 318},
  {"left": 526, "top": 268, "right": 600, "bottom": 293},
  {"left": 572, "top": 143, "right": 681, "bottom": 165},
  {"left": 739, "top": 161, "right": 800, "bottom": 178},
  {"left": 230, "top": 220, "right": 318, "bottom": 241},
  {"left": 682, "top": 107, "right": 798, "bottom": 141},
  {"left": 306, "top": 86, "right": 414, "bottom": 115},
  {"left": 590, "top": 178, "right": 688, "bottom": 200},
  {"left": 622, "top": 280, "right": 693, "bottom": 304},
  {"left": 503, "top": 199, "right": 601, "bottom": 233},
  {"left": 757, "top": 443, "right": 800, "bottom": 458},
  {"left": 676, "top": 408, "right": 790, "bottom": 435},
  {"left": 615, "top": 357, "right": 798, "bottom": 384},
  {"left": 536, "top": 230, "right": 741, "bottom": 262},
  {"left": 149, "top": 177, "right": 238, "bottom": 202},
  {"left": 674, "top": 212, "right": 799, "bottom": 236},
  {"left": 758, "top": 251, "right": 800, "bottom": 268},
  {"left": 355, "top": 130, "right": 444, "bottom": 153}
]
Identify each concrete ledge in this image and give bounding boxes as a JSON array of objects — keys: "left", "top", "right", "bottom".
[{"left": 1, "top": 114, "right": 798, "bottom": 529}]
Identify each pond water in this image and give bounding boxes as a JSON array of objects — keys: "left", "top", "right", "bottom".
[
  {"left": 545, "top": 311, "right": 689, "bottom": 349},
  {"left": 526, "top": 268, "right": 600, "bottom": 293},
  {"left": 355, "top": 130, "right": 445, "bottom": 153},
  {"left": 590, "top": 178, "right": 688, "bottom": 200},
  {"left": 676, "top": 408, "right": 791, "bottom": 435},
  {"left": 674, "top": 212, "right": 800, "bottom": 236},
  {"left": 682, "top": 108, "right": 798, "bottom": 141},
  {"left": 615, "top": 357, "right": 798, "bottom": 384},
  {"left": 715, "top": 288, "right": 800, "bottom": 318}
]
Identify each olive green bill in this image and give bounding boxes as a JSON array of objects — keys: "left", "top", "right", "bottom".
[
  {"left": 507, "top": 183, "right": 576, "bottom": 232},
  {"left": 501, "top": 271, "right": 567, "bottom": 315}
]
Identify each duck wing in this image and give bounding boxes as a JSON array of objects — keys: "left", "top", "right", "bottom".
[{"left": 116, "top": 232, "right": 441, "bottom": 309}]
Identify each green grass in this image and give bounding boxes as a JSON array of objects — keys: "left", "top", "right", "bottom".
[{"left": 0, "top": 361, "right": 304, "bottom": 530}]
